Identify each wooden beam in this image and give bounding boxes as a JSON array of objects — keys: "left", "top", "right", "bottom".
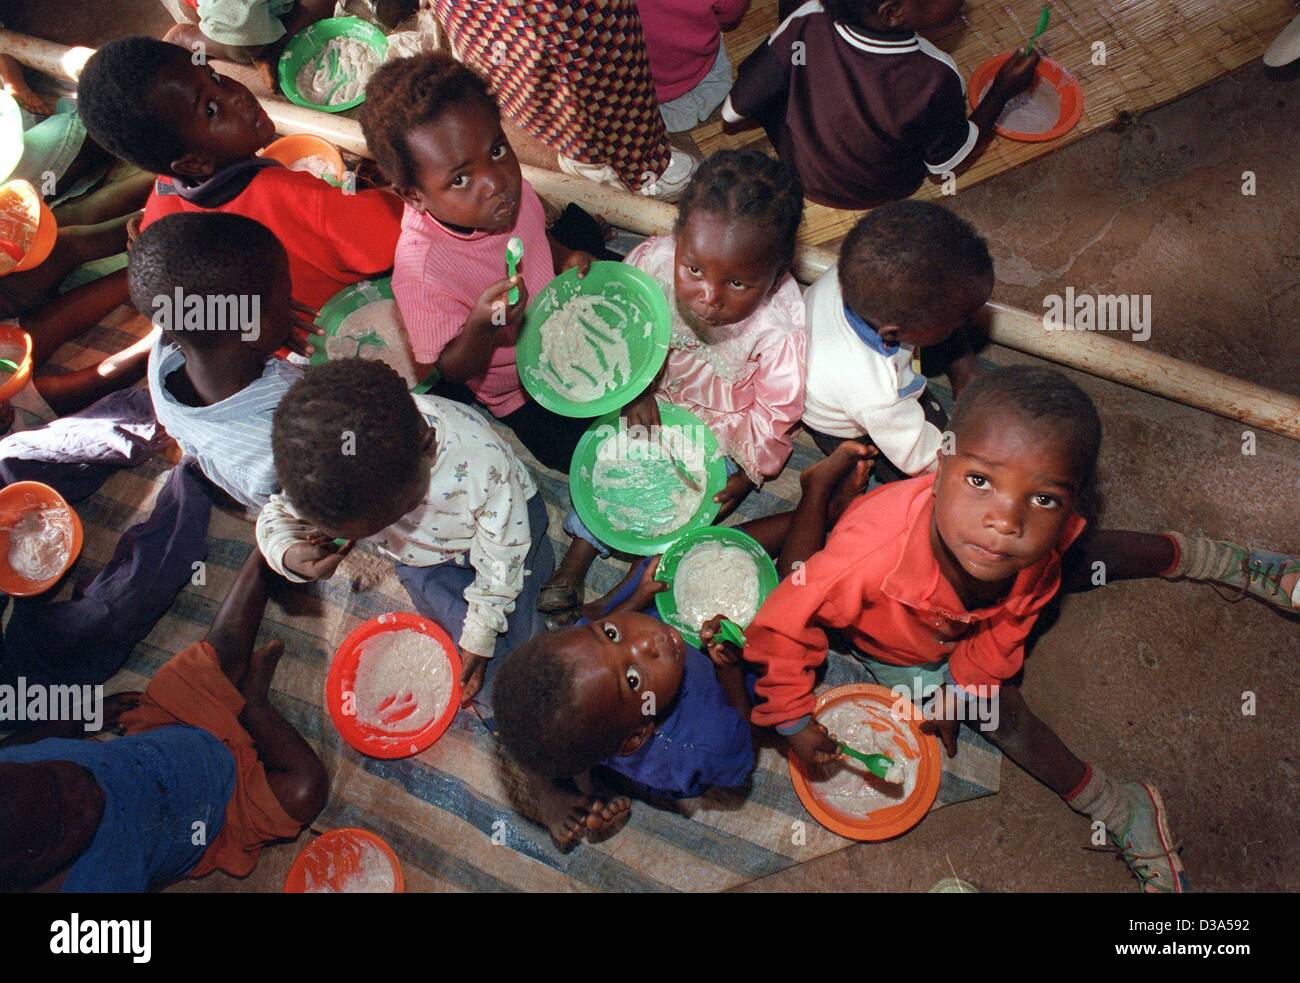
[{"left": 5, "top": 28, "right": 1296, "bottom": 441}]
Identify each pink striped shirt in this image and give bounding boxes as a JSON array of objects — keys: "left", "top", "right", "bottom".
[{"left": 392, "top": 181, "right": 553, "bottom": 417}]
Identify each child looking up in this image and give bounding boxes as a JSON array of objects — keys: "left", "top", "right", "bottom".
[
  {"left": 723, "top": 1, "right": 1039, "bottom": 209},
  {"left": 493, "top": 442, "right": 873, "bottom": 851},
  {"left": 802, "top": 200, "right": 989, "bottom": 481},
  {"left": 359, "top": 53, "right": 596, "bottom": 473},
  {"left": 0, "top": 549, "right": 327, "bottom": 892},
  {"left": 77, "top": 37, "right": 402, "bottom": 312},
  {"left": 256, "top": 359, "right": 553, "bottom": 702},
  {"left": 539, "top": 150, "right": 808, "bottom": 615},
  {"left": 748, "top": 366, "right": 1299, "bottom": 890},
  {"left": 130, "top": 212, "right": 315, "bottom": 510}
]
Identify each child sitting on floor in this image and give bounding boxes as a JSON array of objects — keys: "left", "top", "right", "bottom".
[
  {"left": 256, "top": 359, "right": 553, "bottom": 702},
  {"left": 802, "top": 200, "right": 989, "bottom": 481},
  {"left": 0, "top": 548, "right": 326, "bottom": 892},
  {"left": 359, "top": 52, "right": 597, "bottom": 473},
  {"left": 747, "top": 366, "right": 1300, "bottom": 892},
  {"left": 492, "top": 441, "right": 874, "bottom": 851},
  {"left": 639, "top": 1, "right": 749, "bottom": 143},
  {"left": 132, "top": 212, "right": 315, "bottom": 510},
  {"left": 77, "top": 36, "right": 403, "bottom": 312},
  {"left": 540, "top": 150, "right": 808, "bottom": 616},
  {"left": 163, "top": 0, "right": 337, "bottom": 91},
  {"left": 723, "top": 0, "right": 1039, "bottom": 209}
]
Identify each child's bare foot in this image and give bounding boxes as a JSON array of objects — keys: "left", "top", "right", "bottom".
[
  {"left": 801, "top": 440, "right": 876, "bottom": 522},
  {"left": 583, "top": 795, "right": 632, "bottom": 842},
  {"left": 535, "top": 779, "right": 599, "bottom": 852}
]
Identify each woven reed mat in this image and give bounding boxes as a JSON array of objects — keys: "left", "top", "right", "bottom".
[{"left": 695, "top": 0, "right": 1297, "bottom": 247}]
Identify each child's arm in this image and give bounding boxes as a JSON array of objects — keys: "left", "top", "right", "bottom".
[
  {"left": 0, "top": 53, "right": 55, "bottom": 115},
  {"left": 206, "top": 547, "right": 272, "bottom": 671},
  {"left": 421, "top": 275, "right": 527, "bottom": 385},
  {"left": 546, "top": 232, "right": 595, "bottom": 280},
  {"left": 720, "top": 15, "right": 796, "bottom": 131},
  {"left": 699, "top": 616, "right": 752, "bottom": 718},
  {"left": 20, "top": 268, "right": 132, "bottom": 369},
  {"left": 924, "top": 52, "right": 1040, "bottom": 179},
  {"left": 255, "top": 495, "right": 354, "bottom": 582},
  {"left": 459, "top": 471, "right": 536, "bottom": 687},
  {"left": 965, "top": 51, "right": 1041, "bottom": 158}
]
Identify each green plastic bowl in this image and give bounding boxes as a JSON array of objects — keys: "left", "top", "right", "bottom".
[
  {"left": 569, "top": 401, "right": 726, "bottom": 556},
  {"left": 278, "top": 16, "right": 388, "bottom": 113},
  {"left": 655, "top": 526, "right": 779, "bottom": 649},
  {"left": 516, "top": 261, "right": 671, "bottom": 418},
  {"left": 311, "top": 277, "right": 433, "bottom": 393}
]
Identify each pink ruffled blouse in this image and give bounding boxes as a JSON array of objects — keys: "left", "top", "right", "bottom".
[{"left": 626, "top": 235, "right": 808, "bottom": 484}]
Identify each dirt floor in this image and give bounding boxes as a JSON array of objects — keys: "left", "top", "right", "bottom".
[{"left": 9, "top": 0, "right": 1297, "bottom": 893}]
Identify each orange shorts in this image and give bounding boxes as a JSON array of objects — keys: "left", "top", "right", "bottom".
[{"left": 120, "top": 642, "right": 305, "bottom": 878}]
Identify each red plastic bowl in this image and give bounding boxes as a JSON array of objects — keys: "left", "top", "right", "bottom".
[
  {"left": 789, "top": 683, "right": 942, "bottom": 842},
  {"left": 968, "top": 54, "right": 1084, "bottom": 143},
  {"left": 0, "top": 481, "right": 83, "bottom": 597},
  {"left": 325, "top": 611, "right": 462, "bottom": 759},
  {"left": 284, "top": 827, "right": 405, "bottom": 893}
]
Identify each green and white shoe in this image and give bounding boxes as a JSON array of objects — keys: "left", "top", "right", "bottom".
[
  {"left": 1109, "top": 784, "right": 1189, "bottom": 894},
  {"left": 1168, "top": 534, "right": 1299, "bottom": 612}
]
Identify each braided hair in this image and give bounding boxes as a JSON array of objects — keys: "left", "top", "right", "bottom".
[{"left": 674, "top": 150, "right": 805, "bottom": 276}]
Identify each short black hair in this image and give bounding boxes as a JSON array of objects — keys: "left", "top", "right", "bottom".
[
  {"left": 272, "top": 360, "right": 427, "bottom": 529},
  {"left": 493, "top": 633, "right": 625, "bottom": 779},
  {"left": 78, "top": 36, "right": 190, "bottom": 175},
  {"left": 839, "top": 200, "right": 994, "bottom": 330},
  {"left": 823, "top": 0, "right": 888, "bottom": 28},
  {"left": 674, "top": 149, "right": 805, "bottom": 276},
  {"left": 359, "top": 52, "right": 498, "bottom": 191},
  {"left": 949, "top": 365, "right": 1103, "bottom": 519},
  {"left": 128, "top": 213, "right": 286, "bottom": 349}
]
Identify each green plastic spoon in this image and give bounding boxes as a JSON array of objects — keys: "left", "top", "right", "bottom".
[
  {"left": 506, "top": 236, "right": 524, "bottom": 304},
  {"left": 838, "top": 743, "right": 901, "bottom": 782},
  {"left": 1026, "top": 5, "right": 1050, "bottom": 55},
  {"left": 715, "top": 618, "right": 746, "bottom": 648},
  {"left": 0, "top": 357, "right": 19, "bottom": 373}
]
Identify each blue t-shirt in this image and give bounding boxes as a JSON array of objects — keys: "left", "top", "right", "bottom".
[
  {"left": 0, "top": 725, "right": 236, "bottom": 892},
  {"left": 593, "top": 562, "right": 755, "bottom": 800}
]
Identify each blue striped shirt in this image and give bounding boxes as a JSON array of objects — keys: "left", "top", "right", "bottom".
[{"left": 148, "top": 340, "right": 300, "bottom": 509}]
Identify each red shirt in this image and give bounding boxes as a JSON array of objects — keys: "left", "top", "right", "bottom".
[
  {"left": 745, "top": 473, "right": 1086, "bottom": 729},
  {"left": 639, "top": 0, "right": 749, "bottom": 103},
  {"left": 141, "top": 168, "right": 403, "bottom": 312}
]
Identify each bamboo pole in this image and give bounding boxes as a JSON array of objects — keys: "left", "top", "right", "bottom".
[{"left": 4, "top": 28, "right": 1297, "bottom": 442}]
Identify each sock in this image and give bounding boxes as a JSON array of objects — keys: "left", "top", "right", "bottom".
[
  {"left": 1063, "top": 763, "right": 1133, "bottom": 836},
  {"left": 1161, "top": 531, "right": 1236, "bottom": 581}
]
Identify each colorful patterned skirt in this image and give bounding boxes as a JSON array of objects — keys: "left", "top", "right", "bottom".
[{"left": 426, "top": 0, "right": 672, "bottom": 191}]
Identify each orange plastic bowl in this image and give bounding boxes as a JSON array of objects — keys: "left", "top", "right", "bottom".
[
  {"left": 11, "top": 200, "right": 57, "bottom": 273},
  {"left": 0, "top": 321, "right": 34, "bottom": 402},
  {"left": 0, "top": 481, "right": 83, "bottom": 597},
  {"left": 284, "top": 828, "right": 405, "bottom": 893},
  {"left": 788, "top": 683, "right": 941, "bottom": 841},
  {"left": 259, "top": 135, "right": 346, "bottom": 183},
  {"left": 325, "top": 611, "right": 462, "bottom": 759},
  {"left": 968, "top": 54, "right": 1084, "bottom": 143}
]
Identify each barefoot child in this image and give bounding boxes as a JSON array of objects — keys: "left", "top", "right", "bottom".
[
  {"left": 493, "top": 559, "right": 755, "bottom": 851},
  {"left": 0, "top": 549, "right": 327, "bottom": 891},
  {"left": 359, "top": 52, "right": 597, "bottom": 472},
  {"left": 256, "top": 359, "right": 552, "bottom": 702},
  {"left": 77, "top": 37, "right": 403, "bottom": 312},
  {"left": 723, "top": 0, "right": 1040, "bottom": 209},
  {"left": 802, "top": 201, "right": 990, "bottom": 480},
  {"left": 541, "top": 150, "right": 808, "bottom": 616},
  {"left": 491, "top": 442, "right": 875, "bottom": 851}
]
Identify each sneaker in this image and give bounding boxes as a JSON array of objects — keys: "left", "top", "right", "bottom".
[
  {"left": 1183, "top": 537, "right": 1300, "bottom": 612},
  {"left": 1108, "top": 784, "right": 1189, "bottom": 893},
  {"left": 556, "top": 154, "right": 624, "bottom": 189},
  {"left": 637, "top": 149, "right": 699, "bottom": 202}
]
